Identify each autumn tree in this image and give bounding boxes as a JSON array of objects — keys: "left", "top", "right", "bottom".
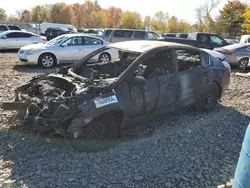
[
  {"left": 195, "top": 0, "right": 221, "bottom": 32},
  {"left": 51, "top": 3, "right": 65, "bottom": 23},
  {"left": 31, "top": 5, "right": 50, "bottom": 22},
  {"left": 119, "top": 11, "right": 142, "bottom": 29},
  {"left": 218, "top": 1, "right": 246, "bottom": 37},
  {"left": 242, "top": 4, "right": 250, "bottom": 34},
  {"left": 16, "top": 9, "right": 32, "bottom": 22},
  {"left": 7, "top": 15, "right": 19, "bottom": 22},
  {"left": 151, "top": 11, "right": 169, "bottom": 33},
  {"left": 0, "top": 8, "right": 7, "bottom": 21},
  {"left": 104, "top": 7, "right": 122, "bottom": 28}
]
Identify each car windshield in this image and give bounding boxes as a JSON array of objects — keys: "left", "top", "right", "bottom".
[
  {"left": 0, "top": 32, "right": 6, "bottom": 38},
  {"left": 46, "top": 35, "right": 68, "bottom": 45},
  {"left": 70, "top": 47, "right": 141, "bottom": 81}
]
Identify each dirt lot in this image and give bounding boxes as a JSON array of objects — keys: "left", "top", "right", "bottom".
[{"left": 0, "top": 52, "right": 250, "bottom": 188}]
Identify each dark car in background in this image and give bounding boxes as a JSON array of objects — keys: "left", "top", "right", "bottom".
[
  {"left": 158, "top": 32, "right": 229, "bottom": 50},
  {"left": 45, "top": 28, "right": 73, "bottom": 41},
  {"left": 214, "top": 43, "right": 250, "bottom": 70},
  {"left": 2, "top": 41, "right": 231, "bottom": 140}
]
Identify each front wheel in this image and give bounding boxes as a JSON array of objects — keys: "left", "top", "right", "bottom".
[
  {"left": 98, "top": 52, "right": 111, "bottom": 63},
  {"left": 38, "top": 53, "right": 56, "bottom": 68},
  {"left": 200, "top": 82, "right": 220, "bottom": 111},
  {"left": 237, "top": 58, "right": 249, "bottom": 70},
  {"left": 69, "top": 112, "right": 119, "bottom": 151}
]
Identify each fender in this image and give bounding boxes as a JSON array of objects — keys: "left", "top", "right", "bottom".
[{"left": 67, "top": 91, "right": 123, "bottom": 138}]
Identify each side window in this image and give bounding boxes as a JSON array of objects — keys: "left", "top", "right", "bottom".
[
  {"left": 210, "top": 35, "right": 223, "bottom": 45},
  {"left": 0, "top": 26, "right": 8, "bottom": 31},
  {"left": 64, "top": 36, "right": 83, "bottom": 46},
  {"left": 18, "top": 32, "right": 32, "bottom": 38},
  {"left": 83, "top": 37, "right": 103, "bottom": 45},
  {"left": 148, "top": 32, "right": 158, "bottom": 40},
  {"left": 134, "top": 50, "right": 173, "bottom": 79},
  {"left": 197, "top": 34, "right": 209, "bottom": 43},
  {"left": 134, "top": 31, "right": 145, "bottom": 39},
  {"left": 175, "top": 49, "right": 201, "bottom": 71},
  {"left": 113, "top": 30, "right": 133, "bottom": 38},
  {"left": 6, "top": 32, "right": 20, "bottom": 38}
]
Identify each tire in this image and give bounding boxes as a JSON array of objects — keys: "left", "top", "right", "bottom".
[
  {"left": 69, "top": 112, "right": 119, "bottom": 151},
  {"left": 98, "top": 52, "right": 111, "bottom": 63},
  {"left": 237, "top": 58, "right": 249, "bottom": 70},
  {"left": 200, "top": 82, "right": 220, "bottom": 111},
  {"left": 38, "top": 53, "right": 56, "bottom": 68}
]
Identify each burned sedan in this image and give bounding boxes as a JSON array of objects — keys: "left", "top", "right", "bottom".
[{"left": 2, "top": 41, "right": 231, "bottom": 140}]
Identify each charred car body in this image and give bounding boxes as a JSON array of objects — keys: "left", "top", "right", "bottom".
[{"left": 2, "top": 41, "right": 231, "bottom": 140}]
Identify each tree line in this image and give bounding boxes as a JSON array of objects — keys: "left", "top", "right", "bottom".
[{"left": 0, "top": 0, "right": 249, "bottom": 37}]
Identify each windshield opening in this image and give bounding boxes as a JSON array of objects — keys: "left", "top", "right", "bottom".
[{"left": 69, "top": 47, "right": 141, "bottom": 82}]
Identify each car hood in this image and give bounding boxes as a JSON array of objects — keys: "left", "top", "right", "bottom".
[{"left": 20, "top": 43, "right": 52, "bottom": 50}]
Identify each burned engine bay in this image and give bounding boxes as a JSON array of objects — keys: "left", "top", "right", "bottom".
[{"left": 2, "top": 51, "right": 139, "bottom": 137}]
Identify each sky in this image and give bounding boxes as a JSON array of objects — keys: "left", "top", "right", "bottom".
[{"left": 1, "top": 0, "right": 246, "bottom": 23}]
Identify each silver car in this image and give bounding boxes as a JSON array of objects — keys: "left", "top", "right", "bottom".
[
  {"left": 18, "top": 34, "right": 119, "bottom": 68},
  {"left": 0, "top": 31, "right": 46, "bottom": 50},
  {"left": 214, "top": 43, "right": 250, "bottom": 70}
]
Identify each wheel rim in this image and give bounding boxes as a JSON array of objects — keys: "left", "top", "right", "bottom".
[
  {"left": 100, "top": 54, "right": 110, "bottom": 63},
  {"left": 42, "top": 56, "right": 54, "bottom": 67},
  {"left": 239, "top": 59, "right": 248, "bottom": 69}
]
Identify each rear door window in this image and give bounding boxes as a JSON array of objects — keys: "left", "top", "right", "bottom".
[
  {"left": 83, "top": 37, "right": 103, "bottom": 45},
  {"left": 134, "top": 31, "right": 146, "bottom": 39},
  {"left": 175, "top": 49, "right": 201, "bottom": 71},
  {"left": 113, "top": 30, "right": 133, "bottom": 38},
  {"left": 6, "top": 32, "right": 22, "bottom": 38},
  {"left": 18, "top": 32, "right": 33, "bottom": 38}
]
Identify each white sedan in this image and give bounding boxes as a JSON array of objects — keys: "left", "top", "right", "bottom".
[
  {"left": 0, "top": 31, "right": 46, "bottom": 50},
  {"left": 18, "top": 34, "right": 119, "bottom": 68}
]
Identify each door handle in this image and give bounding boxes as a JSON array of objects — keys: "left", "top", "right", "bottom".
[{"left": 203, "top": 71, "right": 208, "bottom": 76}]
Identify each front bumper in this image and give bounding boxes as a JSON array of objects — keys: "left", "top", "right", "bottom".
[{"left": 18, "top": 51, "right": 39, "bottom": 65}]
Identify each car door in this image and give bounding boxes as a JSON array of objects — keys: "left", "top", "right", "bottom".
[
  {"left": 4, "top": 32, "right": 20, "bottom": 49},
  {"left": 125, "top": 49, "right": 177, "bottom": 118},
  {"left": 16, "top": 32, "right": 34, "bottom": 47},
  {"left": 174, "top": 48, "right": 212, "bottom": 108},
  {"left": 57, "top": 36, "right": 85, "bottom": 64},
  {"left": 82, "top": 36, "right": 103, "bottom": 57}
]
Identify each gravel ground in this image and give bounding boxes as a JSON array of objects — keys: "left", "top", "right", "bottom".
[{"left": 0, "top": 52, "right": 250, "bottom": 188}]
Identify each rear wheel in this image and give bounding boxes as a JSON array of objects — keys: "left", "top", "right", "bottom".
[
  {"left": 98, "top": 52, "right": 111, "bottom": 63},
  {"left": 237, "top": 58, "right": 249, "bottom": 70},
  {"left": 38, "top": 53, "right": 56, "bottom": 68},
  {"left": 200, "top": 82, "right": 220, "bottom": 111}
]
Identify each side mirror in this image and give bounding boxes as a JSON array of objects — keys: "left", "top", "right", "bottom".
[
  {"left": 1, "top": 36, "right": 7, "bottom": 39},
  {"left": 134, "top": 76, "right": 146, "bottom": 84},
  {"left": 61, "top": 43, "right": 67, "bottom": 47}
]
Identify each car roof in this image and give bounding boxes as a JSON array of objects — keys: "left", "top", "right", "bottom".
[
  {"left": 107, "top": 40, "right": 198, "bottom": 53},
  {"left": 61, "top": 33, "right": 106, "bottom": 40}
]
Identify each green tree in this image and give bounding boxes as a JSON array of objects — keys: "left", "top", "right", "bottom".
[
  {"left": 219, "top": 1, "right": 246, "bottom": 37},
  {"left": 51, "top": 3, "right": 66, "bottom": 23},
  {"left": 0, "top": 8, "right": 7, "bottom": 21},
  {"left": 31, "top": 5, "right": 49, "bottom": 22},
  {"left": 119, "top": 11, "right": 142, "bottom": 29},
  {"left": 152, "top": 11, "right": 169, "bottom": 33}
]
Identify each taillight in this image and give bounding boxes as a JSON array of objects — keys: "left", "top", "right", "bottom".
[
  {"left": 223, "top": 50, "right": 233, "bottom": 55},
  {"left": 109, "top": 38, "right": 112, "bottom": 43}
]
